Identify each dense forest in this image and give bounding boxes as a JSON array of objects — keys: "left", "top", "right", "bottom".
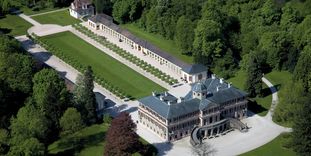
[{"left": 0, "top": 34, "right": 99, "bottom": 155}]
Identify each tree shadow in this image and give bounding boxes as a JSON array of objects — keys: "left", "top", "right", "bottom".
[
  {"left": 247, "top": 100, "right": 268, "bottom": 116},
  {"left": 261, "top": 84, "right": 281, "bottom": 97},
  {"left": 0, "top": 28, "right": 12, "bottom": 34},
  {"left": 48, "top": 131, "right": 106, "bottom": 156}
]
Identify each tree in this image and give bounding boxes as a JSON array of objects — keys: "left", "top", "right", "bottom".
[
  {"left": 0, "top": 53, "right": 34, "bottom": 94},
  {"left": 8, "top": 138, "right": 45, "bottom": 156},
  {"left": 193, "top": 19, "right": 223, "bottom": 66},
  {"left": 9, "top": 100, "right": 49, "bottom": 145},
  {"left": 244, "top": 52, "right": 263, "bottom": 97},
  {"left": 0, "top": 129, "right": 9, "bottom": 155},
  {"left": 294, "top": 45, "right": 311, "bottom": 92},
  {"left": 104, "top": 112, "right": 139, "bottom": 156},
  {"left": 191, "top": 142, "right": 216, "bottom": 156},
  {"left": 73, "top": 66, "right": 97, "bottom": 125},
  {"left": 60, "top": 107, "right": 84, "bottom": 136},
  {"left": 175, "top": 16, "right": 194, "bottom": 55},
  {"left": 112, "top": 0, "right": 141, "bottom": 24},
  {"left": 93, "top": 0, "right": 112, "bottom": 14},
  {"left": 292, "top": 93, "right": 311, "bottom": 156},
  {"left": 32, "top": 69, "right": 70, "bottom": 128}
]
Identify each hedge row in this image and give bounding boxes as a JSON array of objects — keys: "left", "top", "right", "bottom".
[
  {"left": 72, "top": 24, "right": 179, "bottom": 85},
  {"left": 30, "top": 33, "right": 133, "bottom": 100}
]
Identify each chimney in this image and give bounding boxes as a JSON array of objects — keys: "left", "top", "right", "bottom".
[
  {"left": 228, "top": 82, "right": 232, "bottom": 88},
  {"left": 212, "top": 74, "right": 216, "bottom": 79},
  {"left": 152, "top": 91, "right": 156, "bottom": 96},
  {"left": 160, "top": 95, "right": 163, "bottom": 101},
  {"left": 220, "top": 78, "right": 224, "bottom": 84},
  {"left": 179, "top": 97, "right": 184, "bottom": 103},
  {"left": 216, "top": 86, "right": 220, "bottom": 92},
  {"left": 164, "top": 91, "right": 168, "bottom": 96}
]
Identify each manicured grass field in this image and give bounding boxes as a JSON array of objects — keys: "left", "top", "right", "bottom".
[
  {"left": 32, "top": 10, "right": 80, "bottom": 26},
  {"left": 48, "top": 123, "right": 156, "bottom": 156},
  {"left": 228, "top": 70, "right": 271, "bottom": 116},
  {"left": 240, "top": 133, "right": 296, "bottom": 156},
  {"left": 0, "top": 14, "right": 32, "bottom": 36},
  {"left": 41, "top": 31, "right": 165, "bottom": 99},
  {"left": 121, "top": 23, "right": 193, "bottom": 64}
]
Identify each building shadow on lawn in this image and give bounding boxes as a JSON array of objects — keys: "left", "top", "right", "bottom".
[
  {"left": 247, "top": 100, "right": 268, "bottom": 117},
  {"left": 49, "top": 131, "right": 106, "bottom": 156},
  {"left": 153, "top": 142, "right": 173, "bottom": 156}
]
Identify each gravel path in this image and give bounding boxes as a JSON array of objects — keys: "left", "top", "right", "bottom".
[
  {"left": 29, "top": 8, "right": 69, "bottom": 17},
  {"left": 18, "top": 13, "right": 41, "bottom": 26}
]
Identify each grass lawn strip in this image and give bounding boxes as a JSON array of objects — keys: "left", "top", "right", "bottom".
[
  {"left": 240, "top": 133, "right": 296, "bottom": 156},
  {"left": 121, "top": 23, "right": 193, "bottom": 64},
  {"left": 41, "top": 31, "right": 165, "bottom": 99},
  {"left": 0, "top": 15, "right": 32, "bottom": 36},
  {"left": 31, "top": 10, "right": 80, "bottom": 26},
  {"left": 227, "top": 70, "right": 271, "bottom": 116}
]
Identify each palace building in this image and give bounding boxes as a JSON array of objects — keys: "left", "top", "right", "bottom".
[
  {"left": 138, "top": 75, "right": 248, "bottom": 142},
  {"left": 87, "top": 14, "right": 207, "bottom": 83}
]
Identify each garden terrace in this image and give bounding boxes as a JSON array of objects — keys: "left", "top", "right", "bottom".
[{"left": 31, "top": 31, "right": 165, "bottom": 99}]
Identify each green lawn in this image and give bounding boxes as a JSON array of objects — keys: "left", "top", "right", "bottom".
[
  {"left": 240, "top": 133, "right": 296, "bottom": 156},
  {"left": 0, "top": 14, "right": 32, "bottom": 36},
  {"left": 48, "top": 124, "right": 108, "bottom": 155},
  {"left": 121, "top": 23, "right": 193, "bottom": 64},
  {"left": 41, "top": 31, "right": 165, "bottom": 99},
  {"left": 228, "top": 70, "right": 271, "bottom": 116},
  {"left": 265, "top": 71, "right": 293, "bottom": 126},
  {"left": 21, "top": 7, "right": 66, "bottom": 15},
  {"left": 31, "top": 10, "right": 80, "bottom": 26},
  {"left": 48, "top": 123, "right": 156, "bottom": 156}
]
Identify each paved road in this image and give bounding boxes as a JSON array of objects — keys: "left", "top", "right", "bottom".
[{"left": 262, "top": 77, "right": 279, "bottom": 121}]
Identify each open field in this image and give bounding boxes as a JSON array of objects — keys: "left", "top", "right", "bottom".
[
  {"left": 228, "top": 70, "right": 271, "bottom": 116},
  {"left": 41, "top": 31, "right": 165, "bottom": 99},
  {"left": 240, "top": 133, "right": 296, "bottom": 156},
  {"left": 121, "top": 23, "right": 193, "bottom": 64},
  {"left": 32, "top": 10, "right": 80, "bottom": 26},
  {"left": 0, "top": 14, "right": 32, "bottom": 36}
]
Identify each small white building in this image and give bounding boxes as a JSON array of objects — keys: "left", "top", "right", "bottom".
[{"left": 69, "top": 0, "right": 94, "bottom": 19}]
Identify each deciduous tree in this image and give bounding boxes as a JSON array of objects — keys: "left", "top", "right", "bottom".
[
  {"left": 60, "top": 107, "right": 84, "bottom": 136},
  {"left": 104, "top": 112, "right": 139, "bottom": 156},
  {"left": 73, "top": 66, "right": 97, "bottom": 125}
]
